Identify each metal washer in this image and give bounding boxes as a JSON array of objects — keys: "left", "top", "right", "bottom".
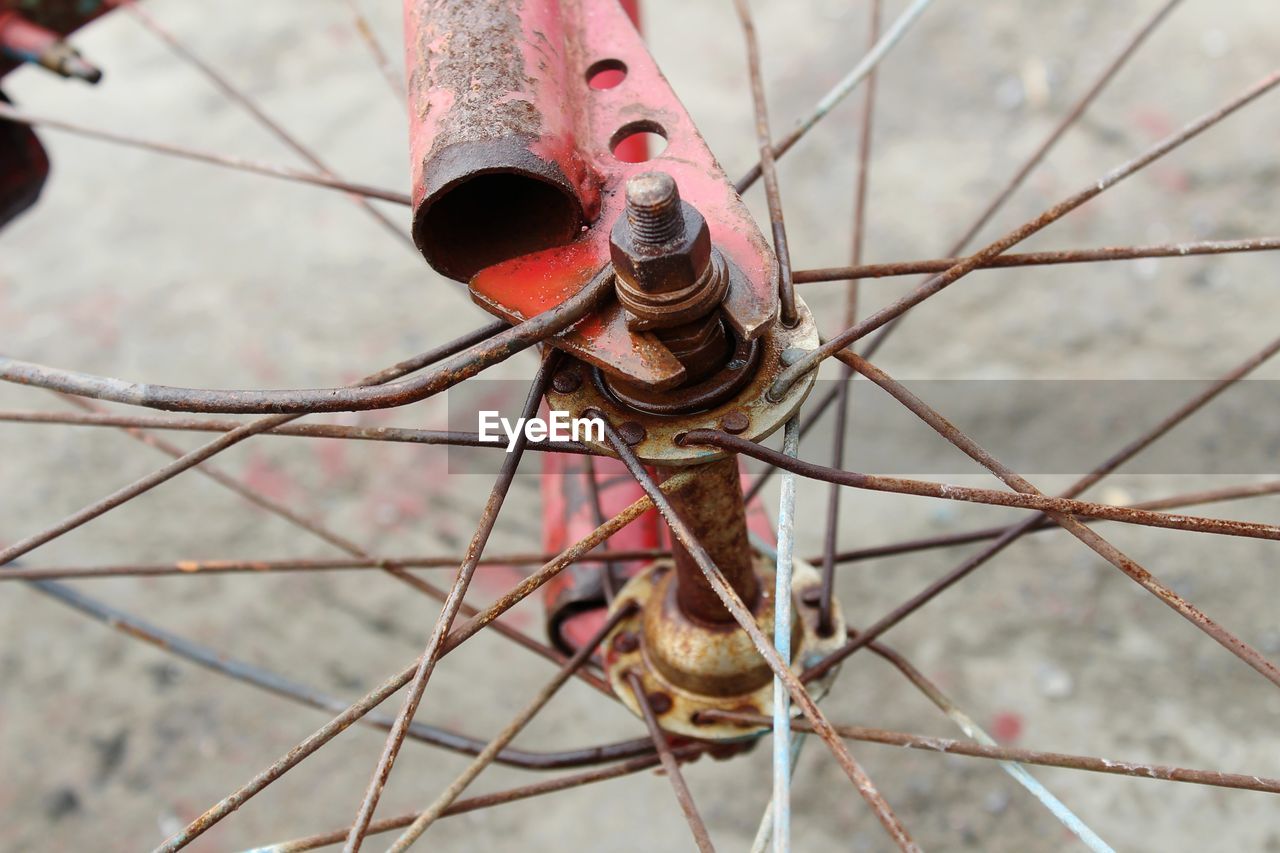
[{"left": 546, "top": 299, "right": 820, "bottom": 466}]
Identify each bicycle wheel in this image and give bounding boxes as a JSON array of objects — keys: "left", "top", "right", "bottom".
[{"left": 2, "top": 1, "right": 1279, "bottom": 851}]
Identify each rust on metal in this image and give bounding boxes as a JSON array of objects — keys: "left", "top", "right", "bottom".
[
  {"left": 0, "top": 270, "right": 611, "bottom": 415},
  {"left": 733, "top": 0, "right": 796, "bottom": 327},
  {"left": 0, "top": 407, "right": 593, "bottom": 454},
  {"left": 546, "top": 299, "right": 819, "bottom": 467},
  {"left": 770, "top": 68, "right": 1280, "bottom": 400},
  {"left": 793, "top": 236, "right": 1280, "bottom": 284},
  {"left": 383, "top": 604, "right": 637, "bottom": 849},
  {"left": 616, "top": 421, "right": 647, "bottom": 446},
  {"left": 686, "top": 430, "right": 1280, "bottom": 543},
  {"left": 153, "top": 473, "right": 696, "bottom": 851},
  {"left": 0, "top": 101, "right": 412, "bottom": 205},
  {"left": 626, "top": 670, "right": 717, "bottom": 853},
  {"left": 344, "top": 353, "right": 562, "bottom": 851},
  {"left": 254, "top": 744, "right": 707, "bottom": 852},
  {"left": 551, "top": 364, "right": 584, "bottom": 394},
  {"left": 718, "top": 410, "right": 750, "bottom": 434},
  {"left": 611, "top": 173, "right": 728, "bottom": 334},
  {"left": 405, "top": 0, "right": 594, "bottom": 281},
  {"left": 437, "top": 0, "right": 779, "bottom": 389},
  {"left": 603, "top": 170, "right": 755, "bottom": 404},
  {"left": 703, "top": 710, "right": 1280, "bottom": 796},
  {"left": 661, "top": 456, "right": 757, "bottom": 623},
  {"left": 820, "top": 475, "right": 1280, "bottom": 565},
  {"left": 602, "top": 553, "right": 843, "bottom": 742},
  {"left": 803, "top": 352, "right": 1280, "bottom": 691},
  {"left": 0, "top": 549, "right": 676, "bottom": 582},
  {"left": 598, "top": 418, "right": 917, "bottom": 851}
]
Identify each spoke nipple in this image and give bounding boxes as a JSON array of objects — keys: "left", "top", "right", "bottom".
[
  {"left": 612, "top": 631, "right": 639, "bottom": 654},
  {"left": 647, "top": 691, "right": 674, "bottom": 715},
  {"left": 718, "top": 410, "right": 750, "bottom": 434},
  {"left": 617, "top": 421, "right": 647, "bottom": 446},
  {"left": 551, "top": 366, "right": 582, "bottom": 394},
  {"left": 779, "top": 346, "right": 809, "bottom": 367}
]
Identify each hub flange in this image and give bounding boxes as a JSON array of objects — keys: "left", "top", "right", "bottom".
[{"left": 602, "top": 554, "right": 846, "bottom": 741}]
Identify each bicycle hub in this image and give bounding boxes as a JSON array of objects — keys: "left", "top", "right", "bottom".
[
  {"left": 400, "top": 0, "right": 836, "bottom": 740},
  {"left": 596, "top": 174, "right": 841, "bottom": 739}
]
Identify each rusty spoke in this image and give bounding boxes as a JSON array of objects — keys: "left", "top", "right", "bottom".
[
  {"left": 853, "top": 0, "right": 1182, "bottom": 360},
  {"left": 733, "top": 0, "right": 936, "bottom": 194},
  {"left": 796, "top": 331, "right": 1280, "bottom": 681},
  {"left": 743, "top": 381, "right": 841, "bottom": 504},
  {"left": 626, "top": 671, "right": 717, "bottom": 853},
  {"left": 18, "top": 576, "right": 643, "bottom": 771},
  {"left": 825, "top": 478, "right": 1280, "bottom": 567},
  {"left": 109, "top": 0, "right": 413, "bottom": 249},
  {"left": 152, "top": 473, "right": 694, "bottom": 852},
  {"left": 0, "top": 322, "right": 506, "bottom": 568},
  {"left": 794, "top": 235, "right": 1280, "bottom": 284},
  {"left": 0, "top": 549, "right": 670, "bottom": 583},
  {"left": 385, "top": 606, "right": 635, "bottom": 850},
  {"left": 825, "top": 353, "right": 1280, "bottom": 689},
  {"left": 688, "top": 431, "right": 1280, "bottom": 543},
  {"left": 581, "top": 454, "right": 624, "bottom": 602},
  {"left": 0, "top": 102, "right": 410, "bottom": 205},
  {"left": 0, "top": 267, "right": 611, "bottom": 415},
  {"left": 706, "top": 709, "right": 1280, "bottom": 796},
  {"left": 42, "top": 378, "right": 621, "bottom": 699},
  {"left": 818, "top": 0, "right": 881, "bottom": 639},
  {"left": 597, "top": 419, "right": 919, "bottom": 852},
  {"left": 46, "top": 371, "right": 617, "bottom": 698},
  {"left": 772, "top": 69, "right": 1280, "bottom": 397},
  {"left": 729, "top": 15, "right": 825, "bottom": 838},
  {"left": 0, "top": 409, "right": 594, "bottom": 454},
  {"left": 247, "top": 744, "right": 707, "bottom": 853},
  {"left": 343, "top": 353, "right": 559, "bottom": 851},
  {"left": 342, "top": 0, "right": 405, "bottom": 103},
  {"left": 734, "top": 0, "right": 797, "bottom": 325},
  {"left": 758, "top": 537, "right": 1108, "bottom": 849}
]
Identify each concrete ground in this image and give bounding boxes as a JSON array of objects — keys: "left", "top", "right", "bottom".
[{"left": 2, "top": 0, "right": 1279, "bottom": 850}]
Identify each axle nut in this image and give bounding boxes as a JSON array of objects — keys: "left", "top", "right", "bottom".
[{"left": 610, "top": 172, "right": 728, "bottom": 332}]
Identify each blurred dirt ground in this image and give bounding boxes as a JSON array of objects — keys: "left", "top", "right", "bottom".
[{"left": 2, "top": 1, "right": 1279, "bottom": 850}]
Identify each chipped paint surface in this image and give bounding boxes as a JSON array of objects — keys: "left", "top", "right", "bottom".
[{"left": 406, "top": 0, "right": 778, "bottom": 386}]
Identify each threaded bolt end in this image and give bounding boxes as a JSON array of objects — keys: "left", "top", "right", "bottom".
[{"left": 625, "top": 172, "right": 685, "bottom": 244}]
